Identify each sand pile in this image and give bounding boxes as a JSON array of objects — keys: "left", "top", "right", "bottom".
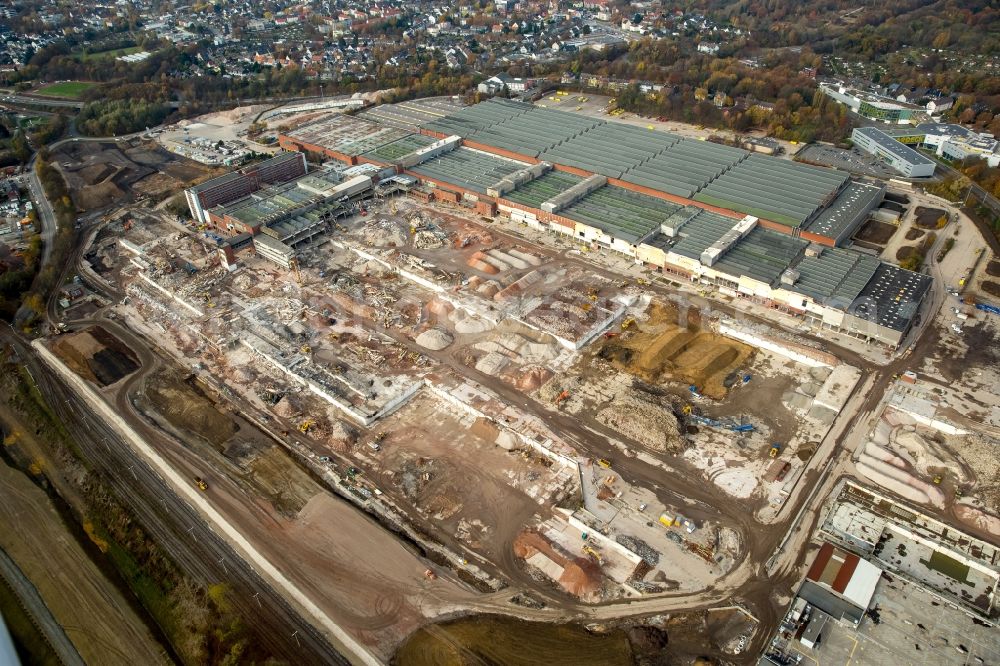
[
  {"left": 451, "top": 310, "right": 493, "bottom": 334},
  {"left": 513, "top": 531, "right": 602, "bottom": 601},
  {"left": 477, "top": 281, "right": 500, "bottom": 298},
  {"left": 474, "top": 332, "right": 558, "bottom": 365},
  {"left": 516, "top": 366, "right": 553, "bottom": 391},
  {"left": 475, "top": 351, "right": 509, "bottom": 375},
  {"left": 415, "top": 328, "right": 453, "bottom": 351},
  {"left": 507, "top": 248, "right": 542, "bottom": 266},
  {"left": 596, "top": 388, "right": 683, "bottom": 452},
  {"left": 468, "top": 251, "right": 500, "bottom": 274},
  {"left": 272, "top": 396, "right": 302, "bottom": 418},
  {"left": 488, "top": 249, "right": 528, "bottom": 269}
]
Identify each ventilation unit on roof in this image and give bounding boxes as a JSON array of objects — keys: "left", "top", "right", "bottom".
[
  {"left": 781, "top": 269, "right": 800, "bottom": 286},
  {"left": 805, "top": 243, "right": 824, "bottom": 257}
]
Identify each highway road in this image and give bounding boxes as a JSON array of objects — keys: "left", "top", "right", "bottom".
[{"left": 1, "top": 329, "right": 351, "bottom": 665}]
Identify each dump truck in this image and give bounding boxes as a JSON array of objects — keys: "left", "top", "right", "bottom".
[{"left": 597, "top": 458, "right": 612, "bottom": 468}]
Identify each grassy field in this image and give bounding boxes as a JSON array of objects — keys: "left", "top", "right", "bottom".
[
  {"left": 35, "top": 81, "right": 96, "bottom": 99},
  {"left": 80, "top": 46, "right": 143, "bottom": 62}
]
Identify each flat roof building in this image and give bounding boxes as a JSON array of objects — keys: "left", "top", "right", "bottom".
[
  {"left": 184, "top": 152, "right": 307, "bottom": 224},
  {"left": 851, "top": 127, "right": 936, "bottom": 178}
]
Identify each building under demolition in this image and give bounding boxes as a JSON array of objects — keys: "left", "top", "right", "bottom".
[{"left": 246, "top": 99, "right": 926, "bottom": 346}]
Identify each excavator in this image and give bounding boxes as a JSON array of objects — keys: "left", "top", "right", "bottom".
[
  {"left": 583, "top": 545, "right": 603, "bottom": 564},
  {"left": 299, "top": 419, "right": 316, "bottom": 433},
  {"left": 554, "top": 390, "right": 570, "bottom": 406},
  {"left": 194, "top": 476, "right": 208, "bottom": 491}
]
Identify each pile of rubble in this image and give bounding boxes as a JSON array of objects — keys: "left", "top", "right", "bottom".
[
  {"left": 616, "top": 534, "right": 659, "bottom": 567},
  {"left": 596, "top": 388, "right": 683, "bottom": 452}
]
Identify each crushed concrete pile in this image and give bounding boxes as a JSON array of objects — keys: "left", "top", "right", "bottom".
[
  {"left": 487, "top": 249, "right": 528, "bottom": 270},
  {"left": 474, "top": 332, "right": 559, "bottom": 365},
  {"left": 272, "top": 395, "right": 302, "bottom": 418},
  {"left": 507, "top": 248, "right": 543, "bottom": 266},
  {"left": 414, "top": 230, "right": 446, "bottom": 249},
  {"left": 856, "top": 453, "right": 946, "bottom": 508},
  {"left": 468, "top": 251, "right": 500, "bottom": 274},
  {"left": 450, "top": 310, "right": 493, "bottom": 334},
  {"left": 475, "top": 351, "right": 509, "bottom": 375},
  {"left": 495, "top": 270, "right": 542, "bottom": 302},
  {"left": 596, "top": 388, "right": 683, "bottom": 452},
  {"left": 415, "top": 328, "right": 453, "bottom": 351},
  {"left": 363, "top": 218, "right": 407, "bottom": 247},
  {"left": 890, "top": 428, "right": 965, "bottom": 480}
]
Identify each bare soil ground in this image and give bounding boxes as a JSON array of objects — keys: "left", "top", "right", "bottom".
[
  {"left": 905, "top": 228, "right": 926, "bottom": 241},
  {"left": 143, "top": 368, "right": 236, "bottom": 447},
  {"left": 986, "top": 261, "right": 1000, "bottom": 278},
  {"left": 361, "top": 391, "right": 565, "bottom": 562},
  {"left": 914, "top": 206, "right": 947, "bottom": 229},
  {"left": 51, "top": 326, "right": 139, "bottom": 387},
  {"left": 0, "top": 427, "right": 165, "bottom": 665},
  {"left": 52, "top": 140, "right": 217, "bottom": 210},
  {"left": 896, "top": 246, "right": 917, "bottom": 262},
  {"left": 595, "top": 301, "right": 752, "bottom": 399},
  {"left": 983, "top": 281, "right": 1000, "bottom": 298},
  {"left": 855, "top": 219, "right": 897, "bottom": 246},
  {"left": 393, "top": 615, "right": 634, "bottom": 666}
]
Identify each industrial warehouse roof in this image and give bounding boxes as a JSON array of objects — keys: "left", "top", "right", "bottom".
[
  {"left": 409, "top": 147, "right": 525, "bottom": 194},
  {"left": 849, "top": 263, "right": 933, "bottom": 332},
  {"left": 804, "top": 181, "right": 885, "bottom": 240},
  {"left": 358, "top": 98, "right": 467, "bottom": 129},
  {"left": 621, "top": 139, "right": 747, "bottom": 199},
  {"left": 469, "top": 106, "right": 601, "bottom": 157},
  {"left": 360, "top": 133, "right": 436, "bottom": 163},
  {"left": 561, "top": 184, "right": 682, "bottom": 244},
  {"left": 287, "top": 114, "right": 413, "bottom": 157},
  {"left": 221, "top": 181, "right": 319, "bottom": 225},
  {"left": 713, "top": 227, "right": 808, "bottom": 286},
  {"left": 421, "top": 97, "right": 531, "bottom": 136},
  {"left": 695, "top": 155, "right": 849, "bottom": 228},
  {"left": 538, "top": 123, "right": 682, "bottom": 177},
  {"left": 665, "top": 208, "right": 740, "bottom": 259},
  {"left": 504, "top": 170, "right": 583, "bottom": 208},
  {"left": 424, "top": 98, "right": 602, "bottom": 158},
  {"left": 789, "top": 247, "right": 880, "bottom": 305}
]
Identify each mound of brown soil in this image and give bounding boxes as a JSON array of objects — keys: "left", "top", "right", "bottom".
[
  {"left": 983, "top": 281, "right": 1000, "bottom": 298},
  {"left": 905, "top": 228, "right": 925, "bottom": 241},
  {"left": 986, "top": 261, "right": 1000, "bottom": 278},
  {"left": 896, "top": 246, "right": 916, "bottom": 261}
]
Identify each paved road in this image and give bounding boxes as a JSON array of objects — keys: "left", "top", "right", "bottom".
[
  {"left": 24, "top": 166, "right": 57, "bottom": 266},
  {"left": 0, "top": 545, "right": 86, "bottom": 666},
  {"left": 2, "top": 94, "right": 84, "bottom": 109}
]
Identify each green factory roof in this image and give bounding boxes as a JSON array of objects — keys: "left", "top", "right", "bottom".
[
  {"left": 538, "top": 123, "right": 682, "bottom": 177},
  {"left": 694, "top": 155, "right": 849, "bottom": 228},
  {"left": 408, "top": 147, "right": 525, "bottom": 194},
  {"left": 789, "top": 247, "right": 881, "bottom": 305},
  {"left": 712, "top": 227, "right": 808, "bottom": 286},
  {"left": 621, "top": 139, "right": 747, "bottom": 199},
  {"left": 504, "top": 170, "right": 583, "bottom": 208},
  {"left": 561, "top": 184, "right": 682, "bottom": 244},
  {"left": 360, "top": 133, "right": 436, "bottom": 163}
]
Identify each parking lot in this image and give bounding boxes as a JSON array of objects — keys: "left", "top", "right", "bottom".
[{"left": 797, "top": 144, "right": 901, "bottom": 179}]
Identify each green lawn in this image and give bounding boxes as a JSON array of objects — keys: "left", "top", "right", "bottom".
[
  {"left": 80, "top": 45, "right": 143, "bottom": 62},
  {"left": 35, "top": 81, "right": 96, "bottom": 99}
]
